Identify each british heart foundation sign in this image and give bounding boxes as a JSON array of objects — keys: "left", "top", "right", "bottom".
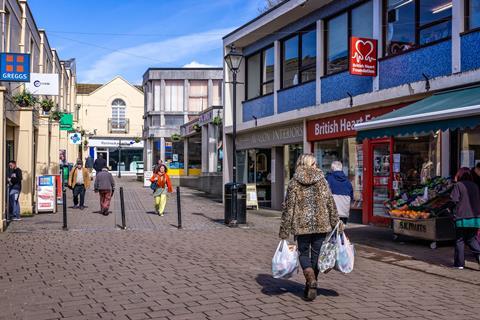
[{"left": 350, "top": 37, "right": 377, "bottom": 77}]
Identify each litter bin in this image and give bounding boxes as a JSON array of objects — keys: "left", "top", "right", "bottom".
[{"left": 224, "top": 182, "right": 247, "bottom": 225}]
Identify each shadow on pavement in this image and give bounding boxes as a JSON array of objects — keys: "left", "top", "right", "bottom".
[
  {"left": 255, "top": 274, "right": 338, "bottom": 299},
  {"left": 191, "top": 212, "right": 225, "bottom": 226}
]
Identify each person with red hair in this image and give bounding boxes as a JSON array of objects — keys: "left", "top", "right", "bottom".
[{"left": 450, "top": 167, "right": 480, "bottom": 269}]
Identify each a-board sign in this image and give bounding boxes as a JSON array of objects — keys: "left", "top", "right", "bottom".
[
  {"left": 246, "top": 183, "right": 258, "bottom": 210},
  {"left": 144, "top": 171, "right": 153, "bottom": 187}
]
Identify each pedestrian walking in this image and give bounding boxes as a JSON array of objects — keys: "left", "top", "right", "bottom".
[
  {"left": 94, "top": 166, "right": 115, "bottom": 215},
  {"left": 7, "top": 160, "right": 22, "bottom": 221},
  {"left": 154, "top": 159, "right": 163, "bottom": 171},
  {"left": 450, "top": 167, "right": 480, "bottom": 269},
  {"left": 150, "top": 164, "right": 173, "bottom": 216},
  {"left": 68, "top": 159, "right": 91, "bottom": 210},
  {"left": 85, "top": 156, "right": 94, "bottom": 180},
  {"left": 93, "top": 154, "right": 107, "bottom": 173},
  {"left": 326, "top": 161, "right": 353, "bottom": 225},
  {"left": 471, "top": 162, "right": 480, "bottom": 190},
  {"left": 279, "top": 154, "right": 342, "bottom": 301}
]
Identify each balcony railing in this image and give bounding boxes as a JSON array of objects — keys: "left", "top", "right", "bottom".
[{"left": 108, "top": 118, "right": 129, "bottom": 133}]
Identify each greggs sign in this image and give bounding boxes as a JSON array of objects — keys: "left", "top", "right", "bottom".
[
  {"left": 307, "top": 105, "right": 405, "bottom": 141},
  {"left": 349, "top": 37, "right": 377, "bottom": 77}
]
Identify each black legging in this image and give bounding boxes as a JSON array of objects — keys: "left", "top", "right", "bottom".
[
  {"left": 454, "top": 227, "right": 480, "bottom": 267},
  {"left": 296, "top": 233, "right": 327, "bottom": 270}
]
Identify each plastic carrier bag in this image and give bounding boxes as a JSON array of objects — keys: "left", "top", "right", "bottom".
[
  {"left": 272, "top": 240, "right": 299, "bottom": 279},
  {"left": 335, "top": 231, "right": 355, "bottom": 274},
  {"left": 318, "top": 222, "right": 339, "bottom": 273}
]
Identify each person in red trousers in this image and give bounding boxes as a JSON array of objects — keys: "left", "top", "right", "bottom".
[{"left": 94, "top": 166, "right": 115, "bottom": 215}]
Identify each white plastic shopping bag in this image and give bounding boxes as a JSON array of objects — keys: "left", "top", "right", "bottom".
[
  {"left": 272, "top": 240, "right": 299, "bottom": 279},
  {"left": 335, "top": 231, "right": 355, "bottom": 273},
  {"left": 318, "top": 222, "right": 339, "bottom": 273}
]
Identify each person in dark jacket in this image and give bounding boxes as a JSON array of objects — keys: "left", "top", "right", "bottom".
[
  {"left": 326, "top": 161, "right": 353, "bottom": 224},
  {"left": 472, "top": 162, "right": 480, "bottom": 190},
  {"left": 7, "top": 160, "right": 22, "bottom": 221},
  {"left": 93, "top": 154, "right": 107, "bottom": 173},
  {"left": 94, "top": 166, "right": 115, "bottom": 215},
  {"left": 279, "top": 154, "right": 341, "bottom": 301},
  {"left": 450, "top": 167, "right": 480, "bottom": 269}
]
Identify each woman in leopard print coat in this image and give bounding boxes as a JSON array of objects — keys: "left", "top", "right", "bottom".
[{"left": 279, "top": 154, "right": 340, "bottom": 301}]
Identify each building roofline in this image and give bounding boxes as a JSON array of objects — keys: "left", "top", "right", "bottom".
[
  {"left": 145, "top": 67, "right": 223, "bottom": 71},
  {"left": 222, "top": 0, "right": 288, "bottom": 40}
]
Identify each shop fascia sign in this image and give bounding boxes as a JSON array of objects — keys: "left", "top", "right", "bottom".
[
  {"left": 349, "top": 37, "right": 378, "bottom": 77},
  {"left": 25, "top": 73, "right": 60, "bottom": 95},
  {"left": 237, "top": 124, "right": 304, "bottom": 149},
  {"left": 307, "top": 105, "right": 401, "bottom": 141},
  {"left": 0, "top": 53, "right": 30, "bottom": 82},
  {"left": 198, "top": 108, "right": 222, "bottom": 126},
  {"left": 88, "top": 139, "right": 144, "bottom": 148}
]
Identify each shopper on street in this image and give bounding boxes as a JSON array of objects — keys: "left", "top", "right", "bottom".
[
  {"left": 150, "top": 164, "right": 173, "bottom": 216},
  {"left": 471, "top": 162, "right": 480, "bottom": 190},
  {"left": 7, "top": 160, "right": 22, "bottom": 221},
  {"left": 450, "top": 167, "right": 480, "bottom": 269},
  {"left": 279, "top": 154, "right": 341, "bottom": 301},
  {"left": 68, "top": 159, "right": 91, "bottom": 210},
  {"left": 94, "top": 166, "right": 115, "bottom": 215},
  {"left": 93, "top": 154, "right": 107, "bottom": 173},
  {"left": 85, "top": 156, "right": 94, "bottom": 179},
  {"left": 326, "top": 161, "right": 353, "bottom": 224}
]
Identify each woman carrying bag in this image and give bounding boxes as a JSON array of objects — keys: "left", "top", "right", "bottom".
[
  {"left": 279, "top": 154, "right": 342, "bottom": 301},
  {"left": 150, "top": 164, "right": 173, "bottom": 216}
]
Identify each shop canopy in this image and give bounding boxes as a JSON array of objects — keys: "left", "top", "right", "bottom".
[{"left": 355, "top": 85, "right": 480, "bottom": 140}]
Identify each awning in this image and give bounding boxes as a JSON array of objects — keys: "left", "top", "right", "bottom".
[{"left": 355, "top": 85, "right": 480, "bottom": 140}]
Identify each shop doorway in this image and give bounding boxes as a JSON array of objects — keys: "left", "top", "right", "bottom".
[{"left": 237, "top": 148, "right": 272, "bottom": 208}]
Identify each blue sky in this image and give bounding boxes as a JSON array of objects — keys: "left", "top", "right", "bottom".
[{"left": 28, "top": 0, "right": 266, "bottom": 85}]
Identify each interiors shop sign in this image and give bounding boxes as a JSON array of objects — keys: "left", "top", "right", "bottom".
[
  {"left": 307, "top": 106, "right": 400, "bottom": 141},
  {"left": 237, "top": 124, "right": 304, "bottom": 150}
]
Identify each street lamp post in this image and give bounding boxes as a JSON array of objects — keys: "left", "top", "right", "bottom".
[{"left": 224, "top": 45, "right": 244, "bottom": 226}]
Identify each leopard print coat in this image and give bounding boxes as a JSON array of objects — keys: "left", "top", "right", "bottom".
[{"left": 279, "top": 165, "right": 339, "bottom": 239}]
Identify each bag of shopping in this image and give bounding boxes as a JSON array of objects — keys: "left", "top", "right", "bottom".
[
  {"left": 335, "top": 231, "right": 355, "bottom": 273},
  {"left": 272, "top": 240, "right": 299, "bottom": 279},
  {"left": 318, "top": 222, "right": 339, "bottom": 273},
  {"left": 150, "top": 181, "right": 157, "bottom": 191}
]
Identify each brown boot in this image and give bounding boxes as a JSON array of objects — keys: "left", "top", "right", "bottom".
[{"left": 303, "top": 268, "right": 317, "bottom": 301}]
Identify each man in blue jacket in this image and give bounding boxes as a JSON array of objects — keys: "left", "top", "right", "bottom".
[
  {"left": 8, "top": 160, "right": 22, "bottom": 221},
  {"left": 326, "top": 161, "right": 353, "bottom": 224}
]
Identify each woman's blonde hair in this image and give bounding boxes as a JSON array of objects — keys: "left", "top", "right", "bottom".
[{"left": 296, "top": 153, "right": 317, "bottom": 169}]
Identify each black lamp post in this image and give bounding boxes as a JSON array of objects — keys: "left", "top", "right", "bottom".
[
  {"left": 224, "top": 45, "right": 244, "bottom": 226},
  {"left": 118, "top": 138, "right": 122, "bottom": 178}
]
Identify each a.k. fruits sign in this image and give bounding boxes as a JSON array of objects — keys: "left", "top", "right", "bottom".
[{"left": 0, "top": 53, "right": 31, "bottom": 82}]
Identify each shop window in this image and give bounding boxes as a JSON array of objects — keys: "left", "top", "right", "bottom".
[
  {"left": 111, "top": 98, "right": 126, "bottom": 129},
  {"left": 164, "top": 115, "right": 184, "bottom": 127},
  {"left": 385, "top": 0, "right": 452, "bottom": 56},
  {"left": 246, "top": 46, "right": 274, "bottom": 100},
  {"left": 460, "top": 127, "right": 480, "bottom": 168},
  {"left": 189, "top": 80, "right": 208, "bottom": 112},
  {"left": 281, "top": 25, "right": 316, "bottom": 88},
  {"left": 314, "top": 138, "right": 362, "bottom": 202},
  {"left": 325, "top": 1, "right": 373, "bottom": 75},
  {"left": 212, "top": 80, "right": 222, "bottom": 106},
  {"left": 165, "top": 80, "right": 184, "bottom": 112},
  {"left": 467, "top": 0, "right": 480, "bottom": 30}
]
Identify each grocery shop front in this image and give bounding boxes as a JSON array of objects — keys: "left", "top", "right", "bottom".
[{"left": 356, "top": 85, "right": 480, "bottom": 247}]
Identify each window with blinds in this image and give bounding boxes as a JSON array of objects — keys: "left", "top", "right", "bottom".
[
  {"left": 212, "top": 80, "right": 222, "bottom": 106},
  {"left": 165, "top": 80, "right": 184, "bottom": 112},
  {"left": 111, "top": 98, "right": 126, "bottom": 129},
  {"left": 189, "top": 80, "right": 208, "bottom": 112}
]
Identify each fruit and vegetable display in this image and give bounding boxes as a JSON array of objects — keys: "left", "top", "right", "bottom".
[{"left": 384, "top": 177, "right": 454, "bottom": 220}]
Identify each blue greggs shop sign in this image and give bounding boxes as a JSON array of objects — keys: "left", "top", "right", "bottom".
[{"left": 0, "top": 53, "right": 30, "bottom": 82}]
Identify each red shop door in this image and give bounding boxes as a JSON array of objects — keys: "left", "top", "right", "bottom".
[{"left": 363, "top": 138, "right": 393, "bottom": 225}]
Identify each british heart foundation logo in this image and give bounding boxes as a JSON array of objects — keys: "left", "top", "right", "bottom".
[{"left": 349, "top": 37, "right": 377, "bottom": 77}]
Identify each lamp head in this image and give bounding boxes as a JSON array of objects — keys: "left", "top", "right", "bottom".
[{"left": 224, "top": 44, "right": 243, "bottom": 73}]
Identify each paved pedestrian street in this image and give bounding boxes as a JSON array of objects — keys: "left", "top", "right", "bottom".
[{"left": 1, "top": 178, "right": 479, "bottom": 320}]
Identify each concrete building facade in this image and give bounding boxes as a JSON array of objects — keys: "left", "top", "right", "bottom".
[
  {"left": 142, "top": 68, "right": 223, "bottom": 177},
  {"left": 223, "top": 0, "right": 480, "bottom": 215},
  {"left": 77, "top": 76, "right": 144, "bottom": 176},
  {"left": 0, "top": 0, "right": 77, "bottom": 230}
]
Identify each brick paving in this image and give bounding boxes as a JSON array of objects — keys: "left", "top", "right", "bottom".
[{"left": 1, "top": 178, "right": 479, "bottom": 320}]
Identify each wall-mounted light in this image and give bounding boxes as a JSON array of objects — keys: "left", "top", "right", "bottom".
[
  {"left": 422, "top": 73, "right": 430, "bottom": 91},
  {"left": 252, "top": 115, "right": 257, "bottom": 127},
  {"left": 347, "top": 92, "right": 353, "bottom": 108}
]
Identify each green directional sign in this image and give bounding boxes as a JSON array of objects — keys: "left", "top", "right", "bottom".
[{"left": 60, "top": 113, "right": 73, "bottom": 131}]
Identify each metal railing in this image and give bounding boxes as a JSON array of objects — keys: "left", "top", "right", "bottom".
[{"left": 108, "top": 118, "right": 129, "bottom": 133}]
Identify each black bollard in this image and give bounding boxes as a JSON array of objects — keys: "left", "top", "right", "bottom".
[
  {"left": 119, "top": 187, "right": 126, "bottom": 230},
  {"left": 176, "top": 186, "right": 182, "bottom": 229},
  {"left": 62, "top": 187, "right": 67, "bottom": 230}
]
